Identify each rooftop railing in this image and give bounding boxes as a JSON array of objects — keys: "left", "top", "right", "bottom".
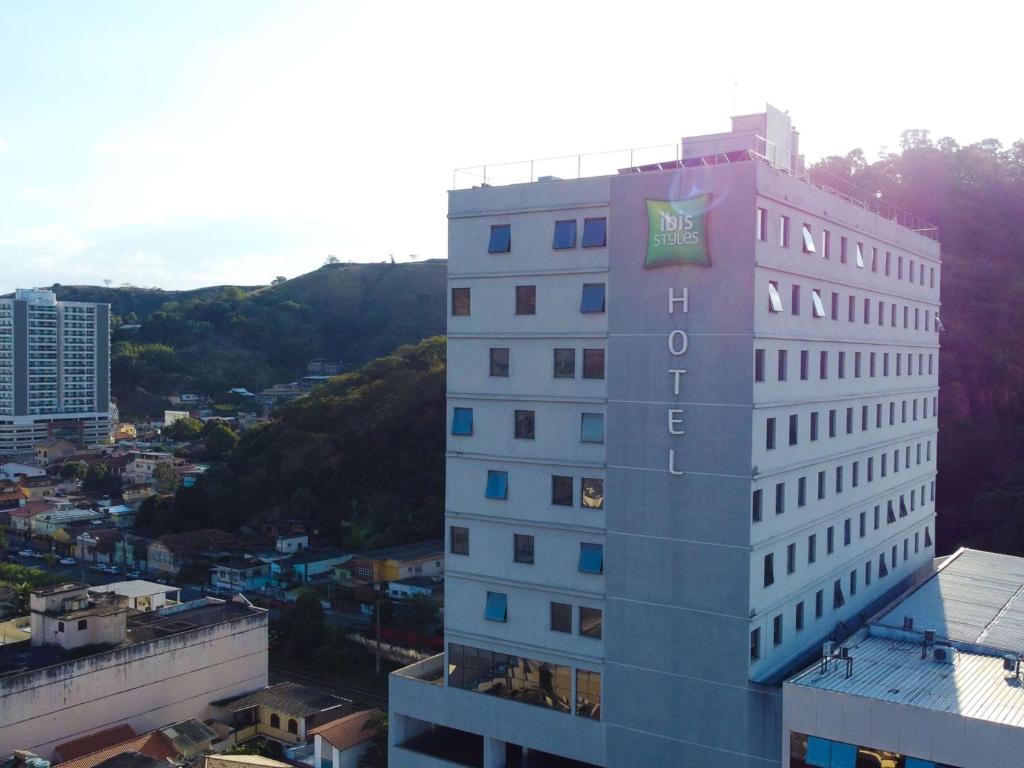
[{"left": 453, "top": 135, "right": 938, "bottom": 241}]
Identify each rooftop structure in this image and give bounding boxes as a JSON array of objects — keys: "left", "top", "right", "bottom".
[{"left": 785, "top": 548, "right": 1024, "bottom": 767}]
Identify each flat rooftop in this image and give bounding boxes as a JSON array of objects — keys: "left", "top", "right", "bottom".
[
  {"left": 788, "top": 549, "right": 1024, "bottom": 727},
  {"left": 91, "top": 580, "right": 180, "bottom": 599},
  {"left": 355, "top": 539, "right": 444, "bottom": 562},
  {"left": 0, "top": 599, "right": 264, "bottom": 679}
]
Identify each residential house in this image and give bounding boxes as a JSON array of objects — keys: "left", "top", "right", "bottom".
[
  {"left": 8, "top": 500, "right": 53, "bottom": 532},
  {"left": 112, "top": 423, "right": 138, "bottom": 442},
  {"left": 19, "top": 474, "right": 62, "bottom": 500},
  {"left": 211, "top": 557, "right": 272, "bottom": 593},
  {"left": 147, "top": 529, "right": 240, "bottom": 578},
  {"left": 212, "top": 682, "right": 351, "bottom": 749},
  {"left": 34, "top": 437, "right": 76, "bottom": 466},
  {"left": 310, "top": 709, "right": 381, "bottom": 768},
  {"left": 52, "top": 724, "right": 139, "bottom": 763},
  {"left": 347, "top": 540, "right": 444, "bottom": 585},
  {"left": 122, "top": 484, "right": 155, "bottom": 505},
  {"left": 0, "top": 480, "right": 29, "bottom": 509},
  {"left": 91, "top": 580, "right": 181, "bottom": 612},
  {"left": 275, "top": 534, "right": 308, "bottom": 554},
  {"left": 273, "top": 551, "right": 350, "bottom": 588},
  {"left": 0, "top": 462, "right": 46, "bottom": 482},
  {"left": 32, "top": 506, "right": 105, "bottom": 537},
  {"left": 123, "top": 452, "right": 176, "bottom": 486},
  {"left": 106, "top": 504, "right": 137, "bottom": 528},
  {"left": 386, "top": 576, "right": 443, "bottom": 601}
]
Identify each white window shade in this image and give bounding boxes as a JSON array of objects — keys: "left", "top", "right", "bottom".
[
  {"left": 935, "top": 315, "right": 946, "bottom": 332},
  {"left": 811, "top": 290, "right": 826, "bottom": 318},
  {"left": 802, "top": 225, "right": 816, "bottom": 253},
  {"left": 767, "top": 282, "right": 784, "bottom": 313},
  {"left": 855, "top": 242, "right": 865, "bottom": 269}
]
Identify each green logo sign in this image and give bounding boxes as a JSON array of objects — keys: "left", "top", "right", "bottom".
[{"left": 645, "top": 195, "right": 712, "bottom": 268}]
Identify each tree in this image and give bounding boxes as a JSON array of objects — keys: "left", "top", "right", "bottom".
[
  {"left": 11, "top": 582, "right": 32, "bottom": 614},
  {"left": 391, "top": 594, "right": 440, "bottom": 639},
  {"left": 280, "top": 588, "right": 326, "bottom": 656},
  {"left": 165, "top": 416, "right": 202, "bottom": 441},
  {"left": 271, "top": 276, "right": 287, "bottom": 286},
  {"left": 205, "top": 424, "right": 239, "bottom": 460},
  {"left": 60, "top": 461, "right": 88, "bottom": 481},
  {"left": 153, "top": 462, "right": 178, "bottom": 494},
  {"left": 357, "top": 712, "right": 388, "bottom": 768},
  {"left": 324, "top": 255, "right": 340, "bottom": 265}
]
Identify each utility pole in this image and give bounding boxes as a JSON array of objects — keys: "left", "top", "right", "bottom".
[{"left": 375, "top": 598, "right": 382, "bottom": 674}]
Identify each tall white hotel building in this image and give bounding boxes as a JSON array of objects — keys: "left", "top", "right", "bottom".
[
  {"left": 389, "top": 106, "right": 942, "bottom": 767},
  {"left": 0, "top": 288, "right": 112, "bottom": 456}
]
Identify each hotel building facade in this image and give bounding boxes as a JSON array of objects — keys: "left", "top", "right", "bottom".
[
  {"left": 0, "top": 288, "right": 111, "bottom": 456},
  {"left": 390, "top": 106, "right": 942, "bottom": 767}
]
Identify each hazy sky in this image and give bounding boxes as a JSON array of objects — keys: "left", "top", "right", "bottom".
[{"left": 1, "top": 0, "right": 1020, "bottom": 292}]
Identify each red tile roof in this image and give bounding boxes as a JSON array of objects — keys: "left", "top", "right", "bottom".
[
  {"left": 309, "top": 708, "right": 381, "bottom": 751},
  {"left": 53, "top": 725, "right": 137, "bottom": 763},
  {"left": 9, "top": 500, "right": 53, "bottom": 518},
  {"left": 57, "top": 730, "right": 178, "bottom": 768}
]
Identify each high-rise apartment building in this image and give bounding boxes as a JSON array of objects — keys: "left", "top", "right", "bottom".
[
  {"left": 390, "top": 106, "right": 941, "bottom": 767},
  {"left": 0, "top": 289, "right": 111, "bottom": 456}
]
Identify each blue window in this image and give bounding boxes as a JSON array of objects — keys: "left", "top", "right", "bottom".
[
  {"left": 578, "top": 543, "right": 603, "bottom": 574},
  {"left": 580, "top": 413, "right": 604, "bottom": 443},
  {"left": 830, "top": 743, "right": 856, "bottom": 768},
  {"left": 484, "top": 591, "right": 507, "bottom": 622},
  {"left": 582, "top": 217, "right": 607, "bottom": 248},
  {"left": 485, "top": 470, "right": 508, "bottom": 500},
  {"left": 905, "top": 759, "right": 936, "bottom": 768},
  {"left": 805, "top": 736, "right": 831, "bottom": 767},
  {"left": 451, "top": 407, "right": 473, "bottom": 436},
  {"left": 580, "top": 283, "right": 606, "bottom": 313},
  {"left": 553, "top": 220, "right": 577, "bottom": 249},
  {"left": 488, "top": 224, "right": 511, "bottom": 253}
]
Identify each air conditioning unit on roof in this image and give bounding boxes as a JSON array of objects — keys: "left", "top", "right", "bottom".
[{"left": 931, "top": 644, "right": 955, "bottom": 664}]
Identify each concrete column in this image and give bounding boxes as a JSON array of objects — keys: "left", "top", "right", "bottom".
[{"left": 483, "top": 736, "right": 505, "bottom": 768}]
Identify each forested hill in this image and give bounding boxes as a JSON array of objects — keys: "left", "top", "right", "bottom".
[
  {"left": 45, "top": 260, "right": 447, "bottom": 418},
  {"left": 811, "top": 132, "right": 1024, "bottom": 555}
]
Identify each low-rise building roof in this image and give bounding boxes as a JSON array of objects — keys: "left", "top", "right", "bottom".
[
  {"left": 310, "top": 708, "right": 380, "bottom": 751},
  {"left": 286, "top": 549, "right": 349, "bottom": 566},
  {"left": 213, "top": 681, "right": 349, "bottom": 718},
  {"left": 354, "top": 539, "right": 444, "bottom": 562},
  {"left": 53, "top": 724, "right": 137, "bottom": 763},
  {"left": 158, "top": 718, "right": 218, "bottom": 753},
  {"left": 91, "top": 581, "right": 178, "bottom": 600},
  {"left": 57, "top": 731, "right": 177, "bottom": 768}
]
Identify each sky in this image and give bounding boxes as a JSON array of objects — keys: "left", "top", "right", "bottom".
[{"left": 1, "top": 0, "right": 1020, "bottom": 292}]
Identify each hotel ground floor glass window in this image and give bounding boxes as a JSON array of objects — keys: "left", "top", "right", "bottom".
[
  {"left": 447, "top": 643, "right": 571, "bottom": 714},
  {"left": 788, "top": 732, "right": 951, "bottom": 768}
]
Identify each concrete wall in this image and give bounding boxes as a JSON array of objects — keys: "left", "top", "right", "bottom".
[{"left": 0, "top": 610, "right": 268, "bottom": 758}]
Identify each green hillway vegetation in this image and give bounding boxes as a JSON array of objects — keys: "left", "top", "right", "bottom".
[{"left": 50, "top": 132, "right": 1024, "bottom": 560}]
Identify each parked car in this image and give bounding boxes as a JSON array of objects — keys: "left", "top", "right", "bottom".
[
  {"left": 91, "top": 563, "right": 107, "bottom": 572},
  {"left": 126, "top": 570, "right": 142, "bottom": 579},
  {"left": 59, "top": 557, "right": 77, "bottom": 566},
  {"left": 107, "top": 566, "right": 121, "bottom": 575},
  {"left": 18, "top": 549, "right": 34, "bottom": 558}
]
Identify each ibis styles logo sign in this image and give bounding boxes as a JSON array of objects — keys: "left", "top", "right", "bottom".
[{"left": 645, "top": 194, "right": 712, "bottom": 268}]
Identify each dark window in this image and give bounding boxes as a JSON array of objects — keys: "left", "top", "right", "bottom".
[
  {"left": 580, "top": 283, "right": 606, "bottom": 313},
  {"left": 800, "top": 350, "right": 809, "bottom": 380},
  {"left": 845, "top": 407, "right": 853, "bottom": 434},
  {"left": 836, "top": 465, "right": 844, "bottom": 493},
  {"left": 808, "top": 534, "right": 817, "bottom": 563},
  {"left": 582, "top": 349, "right": 605, "bottom": 379},
  {"left": 581, "top": 217, "right": 607, "bottom": 248},
  {"left": 287, "top": 719, "right": 298, "bottom": 735},
  {"left": 848, "top": 295, "right": 856, "bottom": 322},
  {"left": 451, "top": 407, "right": 473, "bottom": 436},
  {"left": 552, "top": 475, "right": 573, "bottom": 506},
  {"left": 787, "top": 542, "right": 796, "bottom": 574},
  {"left": 840, "top": 236, "right": 848, "bottom": 264},
  {"left": 778, "top": 349, "right": 788, "bottom": 381},
  {"left": 763, "top": 553, "right": 774, "bottom": 587},
  {"left": 831, "top": 292, "right": 839, "bottom": 320},
  {"left": 838, "top": 351, "right": 845, "bottom": 379},
  {"left": 488, "top": 224, "right": 511, "bottom": 253},
  {"left": 450, "top": 526, "right": 469, "bottom": 555},
  {"left": 750, "top": 628, "right": 761, "bottom": 660},
  {"left": 78, "top": 619, "right": 87, "bottom": 630},
  {"left": 775, "top": 482, "right": 785, "bottom": 514},
  {"left": 489, "top": 348, "right": 509, "bottom": 377},
  {"left": 754, "top": 349, "right": 765, "bottom": 382},
  {"left": 827, "top": 526, "right": 835, "bottom": 554},
  {"left": 810, "top": 411, "right": 819, "bottom": 441},
  {"left": 451, "top": 287, "right": 470, "bottom": 316},
  {"left": 579, "top": 607, "right": 602, "bottom": 638},
  {"left": 514, "top": 410, "right": 535, "bottom": 439},
  {"left": 815, "top": 589, "right": 824, "bottom": 618},
  {"left": 752, "top": 489, "right": 763, "bottom": 522},
  {"left": 870, "top": 352, "right": 876, "bottom": 377},
  {"left": 515, "top": 285, "right": 536, "bottom": 315},
  {"left": 855, "top": 351, "right": 862, "bottom": 378},
  {"left": 885, "top": 251, "right": 892, "bottom": 276},
  {"left": 819, "top": 351, "right": 828, "bottom": 379},
  {"left": 578, "top": 543, "right": 603, "bottom": 574},
  {"left": 553, "top": 220, "right": 577, "bottom": 249},
  {"left": 551, "top": 602, "right": 571, "bottom": 633},
  {"left": 773, "top": 614, "right": 783, "bottom": 646},
  {"left": 844, "top": 518, "right": 851, "bottom": 546},
  {"left": 581, "top": 478, "right": 604, "bottom": 509},
  {"left": 791, "top": 284, "right": 801, "bottom": 316},
  {"left": 795, "top": 601, "right": 805, "bottom": 631},
  {"left": 859, "top": 511, "right": 866, "bottom": 537},
  {"left": 849, "top": 569, "right": 858, "bottom": 597},
  {"left": 553, "top": 348, "right": 575, "bottom": 378},
  {"left": 270, "top": 714, "right": 281, "bottom": 729},
  {"left": 833, "top": 579, "right": 845, "bottom": 609},
  {"left": 828, "top": 410, "right": 836, "bottom": 438},
  {"left": 766, "top": 417, "right": 776, "bottom": 450},
  {"left": 58, "top": 621, "right": 65, "bottom": 632},
  {"left": 788, "top": 414, "right": 798, "bottom": 446},
  {"left": 798, "top": 476, "right": 807, "bottom": 507},
  {"left": 817, "top": 471, "right": 826, "bottom": 500},
  {"left": 514, "top": 534, "right": 535, "bottom": 564}
]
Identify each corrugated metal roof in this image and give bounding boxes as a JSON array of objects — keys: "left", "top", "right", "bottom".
[
  {"left": 876, "top": 549, "right": 1024, "bottom": 653},
  {"left": 788, "top": 635, "right": 1024, "bottom": 727}
]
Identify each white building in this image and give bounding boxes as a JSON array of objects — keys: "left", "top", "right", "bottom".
[
  {"left": 785, "top": 548, "right": 1024, "bottom": 768},
  {"left": 390, "top": 106, "right": 942, "bottom": 767},
  {"left": 0, "top": 289, "right": 111, "bottom": 456},
  {"left": 0, "top": 584, "right": 268, "bottom": 758}
]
